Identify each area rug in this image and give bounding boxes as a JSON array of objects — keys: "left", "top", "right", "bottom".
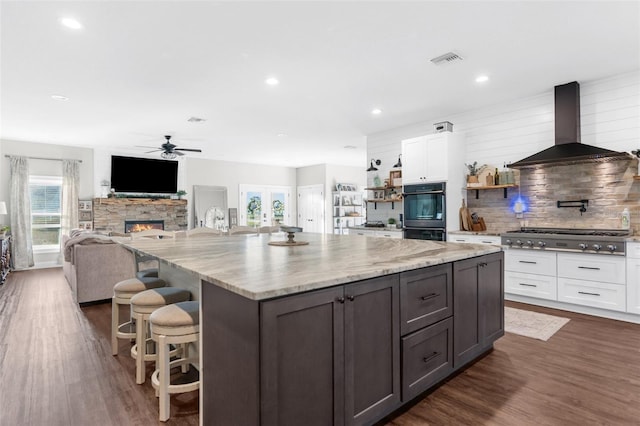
[{"left": 504, "top": 307, "right": 570, "bottom": 341}]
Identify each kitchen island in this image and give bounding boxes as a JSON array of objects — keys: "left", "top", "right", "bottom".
[{"left": 121, "top": 232, "right": 504, "bottom": 425}]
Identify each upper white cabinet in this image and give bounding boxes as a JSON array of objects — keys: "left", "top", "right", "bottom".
[{"left": 401, "top": 133, "right": 464, "bottom": 184}]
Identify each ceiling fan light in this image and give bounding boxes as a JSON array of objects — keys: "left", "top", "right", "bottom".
[{"left": 161, "top": 151, "right": 177, "bottom": 160}]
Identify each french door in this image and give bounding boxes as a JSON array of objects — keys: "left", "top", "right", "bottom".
[{"left": 239, "top": 185, "right": 292, "bottom": 227}]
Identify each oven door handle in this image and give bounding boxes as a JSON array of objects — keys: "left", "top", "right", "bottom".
[{"left": 403, "top": 190, "right": 445, "bottom": 196}]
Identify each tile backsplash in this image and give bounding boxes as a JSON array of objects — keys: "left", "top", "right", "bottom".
[{"left": 467, "top": 158, "right": 640, "bottom": 234}]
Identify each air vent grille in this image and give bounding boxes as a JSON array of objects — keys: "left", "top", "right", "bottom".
[{"left": 430, "top": 52, "right": 463, "bottom": 65}]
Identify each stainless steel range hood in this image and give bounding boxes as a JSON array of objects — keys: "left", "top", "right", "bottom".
[{"left": 507, "top": 81, "right": 630, "bottom": 169}]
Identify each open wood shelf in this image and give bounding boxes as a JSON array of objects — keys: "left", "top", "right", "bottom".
[
  {"left": 466, "top": 184, "right": 517, "bottom": 199},
  {"left": 633, "top": 176, "right": 640, "bottom": 180}
]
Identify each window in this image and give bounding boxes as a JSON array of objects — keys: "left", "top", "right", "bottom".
[{"left": 29, "top": 176, "right": 62, "bottom": 250}]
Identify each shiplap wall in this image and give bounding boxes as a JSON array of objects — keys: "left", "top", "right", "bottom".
[{"left": 366, "top": 70, "right": 640, "bottom": 227}]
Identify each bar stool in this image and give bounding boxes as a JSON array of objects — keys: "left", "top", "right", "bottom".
[
  {"left": 130, "top": 287, "right": 191, "bottom": 384},
  {"left": 111, "top": 276, "right": 166, "bottom": 356},
  {"left": 149, "top": 301, "right": 200, "bottom": 422}
]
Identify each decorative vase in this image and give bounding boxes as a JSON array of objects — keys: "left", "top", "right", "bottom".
[{"left": 467, "top": 175, "right": 479, "bottom": 184}]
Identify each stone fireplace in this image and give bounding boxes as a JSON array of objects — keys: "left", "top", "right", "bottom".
[
  {"left": 124, "top": 220, "right": 165, "bottom": 233},
  {"left": 93, "top": 198, "right": 187, "bottom": 233}
]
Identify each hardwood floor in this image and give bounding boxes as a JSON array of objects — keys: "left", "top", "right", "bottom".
[
  {"left": 1, "top": 268, "right": 639, "bottom": 425},
  {"left": 0, "top": 268, "right": 198, "bottom": 426}
]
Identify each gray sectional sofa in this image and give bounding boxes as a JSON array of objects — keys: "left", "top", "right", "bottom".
[{"left": 62, "top": 233, "right": 138, "bottom": 304}]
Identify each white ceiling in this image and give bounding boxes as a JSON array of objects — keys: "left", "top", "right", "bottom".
[{"left": 2, "top": 1, "right": 639, "bottom": 168}]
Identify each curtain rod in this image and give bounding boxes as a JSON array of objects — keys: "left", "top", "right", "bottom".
[{"left": 4, "top": 155, "right": 83, "bottom": 163}]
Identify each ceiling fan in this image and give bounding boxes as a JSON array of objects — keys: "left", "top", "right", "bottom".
[{"left": 139, "top": 135, "right": 202, "bottom": 159}]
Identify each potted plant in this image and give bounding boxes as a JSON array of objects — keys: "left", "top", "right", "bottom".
[
  {"left": 465, "top": 162, "right": 487, "bottom": 185},
  {"left": 176, "top": 190, "right": 187, "bottom": 200},
  {"left": 0, "top": 225, "right": 9, "bottom": 238},
  {"left": 387, "top": 218, "right": 396, "bottom": 228}
]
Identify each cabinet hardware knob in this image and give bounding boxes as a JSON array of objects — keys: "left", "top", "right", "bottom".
[
  {"left": 337, "top": 297, "right": 345, "bottom": 303},
  {"left": 423, "top": 351, "right": 439, "bottom": 363},
  {"left": 347, "top": 295, "right": 355, "bottom": 301}
]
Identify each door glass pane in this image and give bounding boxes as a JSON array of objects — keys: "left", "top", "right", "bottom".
[
  {"left": 245, "top": 191, "right": 262, "bottom": 228},
  {"left": 271, "top": 192, "right": 285, "bottom": 225}
]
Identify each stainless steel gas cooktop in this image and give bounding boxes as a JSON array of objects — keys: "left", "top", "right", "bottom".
[{"left": 501, "top": 227, "right": 630, "bottom": 255}]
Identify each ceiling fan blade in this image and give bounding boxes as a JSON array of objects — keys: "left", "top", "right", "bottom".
[
  {"left": 175, "top": 148, "right": 202, "bottom": 152},
  {"left": 145, "top": 149, "right": 162, "bottom": 154},
  {"left": 136, "top": 145, "right": 162, "bottom": 149}
]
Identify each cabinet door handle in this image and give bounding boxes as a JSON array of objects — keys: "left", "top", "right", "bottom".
[
  {"left": 578, "top": 266, "right": 601, "bottom": 271},
  {"left": 578, "top": 291, "right": 601, "bottom": 296},
  {"left": 479, "top": 262, "right": 487, "bottom": 267},
  {"left": 336, "top": 297, "right": 345, "bottom": 304},
  {"left": 347, "top": 295, "right": 355, "bottom": 301},
  {"left": 423, "top": 351, "right": 440, "bottom": 363},
  {"left": 519, "top": 260, "right": 537, "bottom": 264},
  {"left": 455, "top": 239, "right": 465, "bottom": 242},
  {"left": 481, "top": 241, "right": 494, "bottom": 244},
  {"left": 519, "top": 283, "right": 537, "bottom": 287},
  {"left": 420, "top": 293, "right": 439, "bottom": 301}
]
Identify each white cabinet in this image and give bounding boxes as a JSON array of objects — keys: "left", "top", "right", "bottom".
[
  {"left": 504, "top": 250, "right": 558, "bottom": 301},
  {"left": 333, "top": 191, "right": 364, "bottom": 235},
  {"left": 627, "top": 243, "right": 640, "bottom": 314},
  {"left": 448, "top": 234, "right": 501, "bottom": 245},
  {"left": 401, "top": 133, "right": 464, "bottom": 184},
  {"left": 350, "top": 228, "right": 403, "bottom": 239},
  {"left": 557, "top": 253, "right": 626, "bottom": 312}
]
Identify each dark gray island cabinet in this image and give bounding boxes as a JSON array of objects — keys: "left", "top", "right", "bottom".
[{"left": 201, "top": 251, "right": 504, "bottom": 426}]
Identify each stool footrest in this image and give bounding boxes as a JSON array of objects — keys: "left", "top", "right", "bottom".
[{"left": 151, "top": 358, "right": 200, "bottom": 394}]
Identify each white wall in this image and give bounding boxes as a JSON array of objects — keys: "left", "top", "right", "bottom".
[
  {"left": 367, "top": 70, "right": 640, "bottom": 229},
  {"left": 185, "top": 157, "right": 297, "bottom": 228}
]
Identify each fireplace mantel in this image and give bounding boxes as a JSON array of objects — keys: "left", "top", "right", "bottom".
[
  {"left": 93, "top": 198, "right": 187, "bottom": 233},
  {"left": 95, "top": 198, "right": 187, "bottom": 206}
]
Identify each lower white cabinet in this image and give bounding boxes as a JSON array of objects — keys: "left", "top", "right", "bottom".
[
  {"left": 504, "top": 249, "right": 558, "bottom": 301},
  {"left": 558, "top": 278, "right": 626, "bottom": 312},
  {"left": 556, "top": 253, "right": 626, "bottom": 311},
  {"left": 626, "top": 243, "right": 640, "bottom": 314},
  {"left": 350, "top": 228, "right": 403, "bottom": 239},
  {"left": 448, "top": 234, "right": 501, "bottom": 245}
]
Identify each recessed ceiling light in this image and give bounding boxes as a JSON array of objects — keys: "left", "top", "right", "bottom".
[
  {"left": 371, "top": 108, "right": 382, "bottom": 115},
  {"left": 344, "top": 145, "right": 357, "bottom": 149},
  {"left": 475, "top": 75, "right": 489, "bottom": 83},
  {"left": 265, "top": 77, "right": 279, "bottom": 86},
  {"left": 51, "top": 94, "right": 69, "bottom": 101},
  {"left": 60, "top": 17, "right": 83, "bottom": 30},
  {"left": 277, "top": 133, "right": 287, "bottom": 137}
]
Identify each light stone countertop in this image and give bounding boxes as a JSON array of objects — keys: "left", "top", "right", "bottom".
[{"left": 120, "top": 233, "right": 501, "bottom": 301}]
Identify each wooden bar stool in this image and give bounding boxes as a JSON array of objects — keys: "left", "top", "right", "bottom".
[
  {"left": 130, "top": 287, "right": 191, "bottom": 384},
  {"left": 111, "top": 276, "right": 166, "bottom": 356},
  {"left": 149, "top": 301, "right": 200, "bottom": 422}
]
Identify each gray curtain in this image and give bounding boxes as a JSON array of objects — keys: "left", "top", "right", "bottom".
[
  {"left": 9, "top": 156, "right": 34, "bottom": 269},
  {"left": 61, "top": 160, "right": 80, "bottom": 238}
]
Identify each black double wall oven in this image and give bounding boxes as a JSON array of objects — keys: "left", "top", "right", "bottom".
[{"left": 403, "top": 182, "right": 446, "bottom": 241}]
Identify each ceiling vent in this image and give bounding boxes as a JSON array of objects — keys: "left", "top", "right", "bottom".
[{"left": 430, "top": 52, "right": 463, "bottom": 65}]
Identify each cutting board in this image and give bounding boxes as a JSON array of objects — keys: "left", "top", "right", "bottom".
[{"left": 460, "top": 199, "right": 470, "bottom": 231}]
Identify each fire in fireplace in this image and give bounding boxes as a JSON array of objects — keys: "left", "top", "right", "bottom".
[{"left": 124, "top": 220, "right": 165, "bottom": 233}]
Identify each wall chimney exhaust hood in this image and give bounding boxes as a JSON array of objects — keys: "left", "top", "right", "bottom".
[{"left": 507, "top": 81, "right": 630, "bottom": 169}]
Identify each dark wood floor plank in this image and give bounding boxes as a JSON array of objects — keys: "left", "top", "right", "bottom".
[{"left": 1, "top": 268, "right": 639, "bottom": 425}]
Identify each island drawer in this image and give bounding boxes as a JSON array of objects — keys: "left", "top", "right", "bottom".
[
  {"left": 400, "top": 263, "right": 452, "bottom": 335},
  {"left": 401, "top": 317, "right": 453, "bottom": 402}
]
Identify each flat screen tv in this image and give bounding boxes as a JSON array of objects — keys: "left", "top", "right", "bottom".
[{"left": 110, "top": 155, "right": 178, "bottom": 194}]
